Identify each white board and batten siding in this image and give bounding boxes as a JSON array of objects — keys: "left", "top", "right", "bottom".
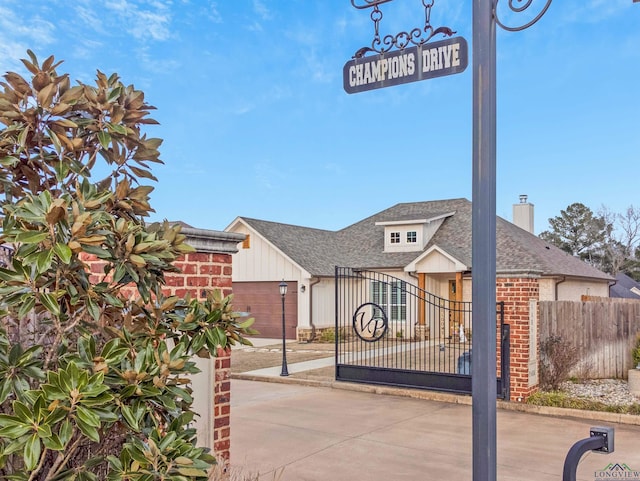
[
  {"left": 226, "top": 220, "right": 312, "bottom": 335},
  {"left": 310, "top": 277, "right": 335, "bottom": 330},
  {"left": 231, "top": 223, "right": 308, "bottom": 283}
]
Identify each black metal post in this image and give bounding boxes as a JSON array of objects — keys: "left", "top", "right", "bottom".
[
  {"left": 280, "top": 281, "right": 289, "bottom": 377},
  {"left": 472, "top": 1, "right": 497, "bottom": 481},
  {"left": 563, "top": 428, "right": 614, "bottom": 481}
]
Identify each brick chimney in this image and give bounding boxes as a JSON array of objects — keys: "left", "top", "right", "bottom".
[{"left": 513, "top": 195, "right": 534, "bottom": 233}]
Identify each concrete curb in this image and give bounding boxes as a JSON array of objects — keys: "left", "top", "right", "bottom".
[{"left": 231, "top": 372, "right": 640, "bottom": 426}]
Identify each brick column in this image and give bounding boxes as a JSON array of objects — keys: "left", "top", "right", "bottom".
[
  {"left": 496, "top": 275, "right": 540, "bottom": 401},
  {"left": 168, "top": 252, "right": 234, "bottom": 300},
  {"left": 213, "top": 347, "right": 232, "bottom": 466},
  {"left": 176, "top": 228, "right": 243, "bottom": 467},
  {"left": 81, "top": 227, "right": 245, "bottom": 466}
]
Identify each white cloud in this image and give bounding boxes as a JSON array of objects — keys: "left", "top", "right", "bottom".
[
  {"left": 0, "top": 6, "right": 56, "bottom": 73},
  {"left": 247, "top": 21, "right": 263, "bottom": 33},
  {"left": 253, "top": 0, "right": 272, "bottom": 21},
  {"left": 232, "top": 103, "right": 254, "bottom": 116},
  {"left": 207, "top": 1, "right": 223, "bottom": 23},
  {"left": 103, "top": 0, "right": 173, "bottom": 42}
]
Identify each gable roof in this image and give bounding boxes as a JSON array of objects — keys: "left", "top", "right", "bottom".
[
  {"left": 610, "top": 273, "right": 640, "bottom": 299},
  {"left": 234, "top": 198, "right": 613, "bottom": 280}
]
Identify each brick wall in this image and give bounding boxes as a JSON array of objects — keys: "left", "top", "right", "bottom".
[
  {"left": 169, "top": 252, "right": 234, "bottom": 299},
  {"left": 213, "top": 347, "right": 232, "bottom": 465},
  {"left": 82, "top": 227, "right": 244, "bottom": 468},
  {"left": 497, "top": 276, "right": 540, "bottom": 401}
]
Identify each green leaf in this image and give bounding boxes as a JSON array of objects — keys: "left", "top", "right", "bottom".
[
  {"left": 97, "top": 131, "right": 111, "bottom": 149},
  {"left": 24, "top": 433, "right": 41, "bottom": 470},
  {"left": 238, "top": 317, "right": 255, "bottom": 330},
  {"left": 165, "top": 386, "right": 192, "bottom": 404},
  {"left": 17, "top": 295, "right": 36, "bottom": 321},
  {"left": 86, "top": 296, "right": 100, "bottom": 322},
  {"left": 0, "top": 380, "right": 12, "bottom": 404},
  {"left": 0, "top": 422, "right": 31, "bottom": 438},
  {"left": 53, "top": 242, "right": 72, "bottom": 264},
  {"left": 58, "top": 419, "right": 72, "bottom": 445},
  {"left": 177, "top": 467, "right": 209, "bottom": 477},
  {"left": 40, "top": 292, "right": 60, "bottom": 316},
  {"left": 120, "top": 405, "right": 139, "bottom": 431},
  {"left": 76, "top": 417, "right": 100, "bottom": 442},
  {"left": 103, "top": 292, "right": 124, "bottom": 308},
  {"left": 36, "top": 423, "right": 52, "bottom": 439},
  {"left": 13, "top": 401, "right": 34, "bottom": 422},
  {"left": 76, "top": 405, "right": 101, "bottom": 428},
  {"left": 36, "top": 249, "right": 54, "bottom": 274},
  {"left": 15, "top": 231, "right": 49, "bottom": 244},
  {"left": 42, "top": 433, "right": 64, "bottom": 451},
  {"left": 107, "top": 87, "right": 123, "bottom": 103},
  {"left": 0, "top": 155, "right": 18, "bottom": 167}
]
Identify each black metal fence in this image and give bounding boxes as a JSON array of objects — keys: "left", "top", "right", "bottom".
[{"left": 335, "top": 266, "right": 509, "bottom": 398}]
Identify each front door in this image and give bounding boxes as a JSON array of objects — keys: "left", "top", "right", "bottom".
[{"left": 449, "top": 280, "right": 459, "bottom": 339}]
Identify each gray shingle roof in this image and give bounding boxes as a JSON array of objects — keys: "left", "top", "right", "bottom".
[
  {"left": 240, "top": 198, "right": 613, "bottom": 280},
  {"left": 610, "top": 273, "right": 640, "bottom": 299}
]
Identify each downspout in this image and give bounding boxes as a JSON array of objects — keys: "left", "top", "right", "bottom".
[
  {"left": 555, "top": 276, "right": 566, "bottom": 301},
  {"left": 307, "top": 277, "right": 321, "bottom": 342}
]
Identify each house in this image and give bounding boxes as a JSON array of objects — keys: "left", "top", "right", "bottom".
[
  {"left": 225, "top": 197, "right": 613, "bottom": 342},
  {"left": 610, "top": 272, "right": 640, "bottom": 299}
]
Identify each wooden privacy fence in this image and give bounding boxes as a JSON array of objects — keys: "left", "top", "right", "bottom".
[{"left": 539, "top": 299, "right": 640, "bottom": 379}]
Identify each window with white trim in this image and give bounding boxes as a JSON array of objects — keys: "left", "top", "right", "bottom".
[
  {"left": 407, "top": 231, "right": 417, "bottom": 243},
  {"left": 371, "top": 280, "right": 407, "bottom": 322},
  {"left": 390, "top": 232, "right": 400, "bottom": 244}
]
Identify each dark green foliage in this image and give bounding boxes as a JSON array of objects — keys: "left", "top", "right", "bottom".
[{"left": 0, "top": 51, "right": 256, "bottom": 480}]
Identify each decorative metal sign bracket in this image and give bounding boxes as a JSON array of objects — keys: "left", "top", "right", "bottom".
[
  {"left": 351, "top": 0, "right": 457, "bottom": 58},
  {"left": 494, "top": 0, "right": 553, "bottom": 31}
]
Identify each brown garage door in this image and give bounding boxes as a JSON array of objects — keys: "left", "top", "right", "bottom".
[{"left": 232, "top": 281, "right": 298, "bottom": 339}]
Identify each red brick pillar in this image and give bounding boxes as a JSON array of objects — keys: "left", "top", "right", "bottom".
[
  {"left": 214, "top": 347, "right": 232, "bottom": 467},
  {"left": 497, "top": 276, "right": 540, "bottom": 401},
  {"left": 177, "top": 228, "right": 244, "bottom": 466},
  {"left": 81, "top": 227, "right": 245, "bottom": 465},
  {"left": 166, "top": 252, "right": 234, "bottom": 300}
]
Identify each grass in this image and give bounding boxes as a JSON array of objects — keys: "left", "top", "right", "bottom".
[{"left": 527, "top": 390, "right": 640, "bottom": 415}]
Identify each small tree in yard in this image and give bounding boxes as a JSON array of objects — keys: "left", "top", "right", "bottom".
[
  {"left": 539, "top": 335, "right": 581, "bottom": 391},
  {"left": 0, "top": 51, "right": 254, "bottom": 480}
]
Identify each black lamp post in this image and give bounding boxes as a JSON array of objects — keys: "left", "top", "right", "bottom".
[{"left": 279, "top": 280, "right": 289, "bottom": 376}]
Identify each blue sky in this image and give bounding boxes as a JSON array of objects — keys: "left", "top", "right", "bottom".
[{"left": 1, "top": 0, "right": 638, "bottom": 234}]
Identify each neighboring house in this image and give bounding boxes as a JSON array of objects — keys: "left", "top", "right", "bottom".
[
  {"left": 610, "top": 272, "right": 640, "bottom": 299},
  {"left": 225, "top": 197, "right": 613, "bottom": 341}
]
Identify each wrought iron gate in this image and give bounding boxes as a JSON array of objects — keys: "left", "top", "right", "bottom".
[{"left": 335, "top": 267, "right": 509, "bottom": 398}]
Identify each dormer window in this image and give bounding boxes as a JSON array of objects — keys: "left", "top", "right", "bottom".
[{"left": 376, "top": 212, "right": 454, "bottom": 253}]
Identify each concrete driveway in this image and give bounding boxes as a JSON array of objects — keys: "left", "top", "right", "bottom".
[{"left": 230, "top": 379, "right": 640, "bottom": 481}]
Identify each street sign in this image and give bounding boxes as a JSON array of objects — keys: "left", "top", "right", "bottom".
[{"left": 343, "top": 36, "right": 468, "bottom": 94}]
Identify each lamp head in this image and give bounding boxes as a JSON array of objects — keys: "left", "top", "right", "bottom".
[{"left": 279, "top": 280, "right": 288, "bottom": 296}]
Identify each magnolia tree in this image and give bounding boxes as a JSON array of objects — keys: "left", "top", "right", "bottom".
[{"left": 0, "top": 51, "right": 254, "bottom": 480}]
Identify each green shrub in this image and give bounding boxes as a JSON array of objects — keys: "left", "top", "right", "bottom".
[
  {"left": 527, "top": 391, "right": 640, "bottom": 415},
  {"left": 0, "top": 51, "right": 255, "bottom": 480},
  {"left": 632, "top": 333, "right": 640, "bottom": 368}
]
